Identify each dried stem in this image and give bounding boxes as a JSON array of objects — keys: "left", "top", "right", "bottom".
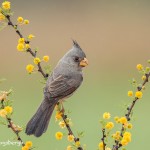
[
  {"left": 1, "top": 100, "right": 25, "bottom": 147},
  {"left": 7, "top": 117, "right": 25, "bottom": 146},
  {"left": 112, "top": 72, "right": 150, "bottom": 150}
]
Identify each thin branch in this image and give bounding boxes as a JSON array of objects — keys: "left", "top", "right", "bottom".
[
  {"left": 112, "top": 72, "right": 150, "bottom": 150},
  {"left": 126, "top": 73, "right": 150, "bottom": 120},
  {"left": 101, "top": 128, "right": 106, "bottom": 150},
  {"left": 60, "top": 110, "right": 83, "bottom": 150},
  {"left": 3, "top": 13, "right": 48, "bottom": 78},
  {"left": 7, "top": 117, "right": 25, "bottom": 146},
  {"left": 37, "top": 63, "right": 49, "bottom": 78}
]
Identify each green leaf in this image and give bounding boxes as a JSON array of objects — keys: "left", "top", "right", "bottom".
[
  {"left": 77, "top": 131, "right": 84, "bottom": 138},
  {"left": 129, "top": 78, "right": 137, "bottom": 87},
  {"left": 33, "top": 47, "right": 39, "bottom": 52},
  {"left": 4, "top": 99, "right": 13, "bottom": 107},
  {"left": 100, "top": 119, "right": 106, "bottom": 127},
  {"left": 44, "top": 65, "right": 51, "bottom": 75},
  {"left": 39, "top": 78, "right": 47, "bottom": 85},
  {"left": 0, "top": 22, "right": 7, "bottom": 31},
  {"left": 7, "top": 11, "right": 14, "bottom": 16},
  {"left": 67, "top": 109, "right": 72, "bottom": 114}
]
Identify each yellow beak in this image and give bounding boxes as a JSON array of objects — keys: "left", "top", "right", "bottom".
[{"left": 79, "top": 57, "right": 88, "bottom": 67}]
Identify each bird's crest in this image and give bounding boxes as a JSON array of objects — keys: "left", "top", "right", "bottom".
[{"left": 72, "top": 39, "right": 81, "bottom": 49}]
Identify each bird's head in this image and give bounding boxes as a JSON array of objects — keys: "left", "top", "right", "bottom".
[{"left": 61, "top": 40, "right": 88, "bottom": 70}]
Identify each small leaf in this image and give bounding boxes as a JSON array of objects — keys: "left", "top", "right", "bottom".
[
  {"left": 77, "top": 131, "right": 84, "bottom": 138},
  {"left": 34, "top": 47, "right": 39, "bottom": 52},
  {"left": 39, "top": 78, "right": 47, "bottom": 85},
  {"left": 100, "top": 119, "right": 106, "bottom": 127},
  {"left": 44, "top": 65, "right": 51, "bottom": 75},
  {"left": 0, "top": 22, "right": 7, "bottom": 31}
]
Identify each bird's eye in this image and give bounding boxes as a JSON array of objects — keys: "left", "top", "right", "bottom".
[{"left": 74, "top": 56, "right": 79, "bottom": 62}]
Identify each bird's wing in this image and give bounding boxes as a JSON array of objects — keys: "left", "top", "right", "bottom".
[{"left": 46, "top": 75, "right": 80, "bottom": 99}]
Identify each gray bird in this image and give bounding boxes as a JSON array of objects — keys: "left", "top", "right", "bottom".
[{"left": 25, "top": 40, "right": 88, "bottom": 137}]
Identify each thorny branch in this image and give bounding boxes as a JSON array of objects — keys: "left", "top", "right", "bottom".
[
  {"left": 2, "top": 11, "right": 83, "bottom": 150},
  {"left": 112, "top": 72, "right": 150, "bottom": 150}
]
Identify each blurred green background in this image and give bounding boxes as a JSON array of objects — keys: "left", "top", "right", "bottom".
[{"left": 1, "top": 0, "right": 150, "bottom": 149}]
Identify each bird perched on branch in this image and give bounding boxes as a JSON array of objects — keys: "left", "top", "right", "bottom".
[{"left": 25, "top": 40, "right": 88, "bottom": 137}]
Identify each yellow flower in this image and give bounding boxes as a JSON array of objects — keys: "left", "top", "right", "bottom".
[
  {"left": 55, "top": 132, "right": 63, "bottom": 140},
  {"left": 123, "top": 135, "right": 131, "bottom": 143},
  {"left": 128, "top": 91, "right": 133, "bottom": 97},
  {"left": 98, "top": 142, "right": 103, "bottom": 149},
  {"left": 24, "top": 19, "right": 29, "bottom": 25},
  {"left": 25, "top": 44, "right": 30, "bottom": 49},
  {"left": 4, "top": 106, "right": 13, "bottom": 114},
  {"left": 112, "top": 131, "right": 121, "bottom": 141},
  {"left": 17, "top": 17, "right": 24, "bottom": 23},
  {"left": 75, "top": 141, "right": 80, "bottom": 147},
  {"left": 28, "top": 34, "right": 35, "bottom": 40},
  {"left": 2, "top": 1, "right": 11, "bottom": 10},
  {"left": 121, "top": 139, "right": 128, "bottom": 146},
  {"left": 103, "top": 112, "right": 111, "bottom": 119},
  {"left": 18, "top": 38, "right": 25, "bottom": 44},
  {"left": 136, "top": 64, "right": 143, "bottom": 71},
  {"left": 0, "top": 109, "right": 7, "bottom": 118},
  {"left": 105, "top": 122, "right": 114, "bottom": 129},
  {"left": 123, "top": 132, "right": 131, "bottom": 137},
  {"left": 142, "top": 75, "right": 146, "bottom": 81},
  {"left": 120, "top": 117, "right": 127, "bottom": 124},
  {"left": 33, "top": 57, "right": 41, "bottom": 65},
  {"left": 67, "top": 145, "right": 73, "bottom": 150},
  {"left": 135, "top": 91, "right": 143, "bottom": 99},
  {"left": 0, "top": 13, "right": 5, "bottom": 21},
  {"left": 22, "top": 146, "right": 29, "bottom": 150},
  {"left": 26, "top": 64, "right": 34, "bottom": 73},
  {"left": 115, "top": 131, "right": 120, "bottom": 136},
  {"left": 55, "top": 112, "right": 62, "bottom": 121},
  {"left": 17, "top": 43, "right": 24, "bottom": 51},
  {"left": 127, "top": 123, "right": 133, "bottom": 129},
  {"left": 114, "top": 116, "right": 119, "bottom": 123},
  {"left": 25, "top": 141, "right": 32, "bottom": 148},
  {"left": 67, "top": 134, "right": 74, "bottom": 142},
  {"left": 43, "top": 56, "right": 49, "bottom": 62},
  {"left": 59, "top": 121, "right": 66, "bottom": 128},
  {"left": 121, "top": 132, "right": 131, "bottom": 144}
]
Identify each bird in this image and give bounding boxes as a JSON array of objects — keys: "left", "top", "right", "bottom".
[{"left": 25, "top": 40, "right": 88, "bottom": 137}]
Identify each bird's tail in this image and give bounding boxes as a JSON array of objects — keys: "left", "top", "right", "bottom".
[{"left": 25, "top": 98, "right": 57, "bottom": 137}]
